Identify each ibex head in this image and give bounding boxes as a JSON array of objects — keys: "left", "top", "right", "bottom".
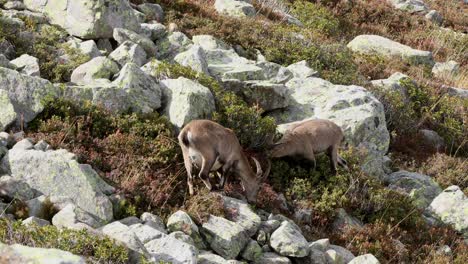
[{"left": 239, "top": 156, "right": 271, "bottom": 203}]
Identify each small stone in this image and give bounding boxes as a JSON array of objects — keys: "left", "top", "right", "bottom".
[
  {"left": 329, "top": 245, "right": 355, "bottom": 263},
  {"left": 52, "top": 204, "right": 102, "bottom": 231},
  {"left": 22, "top": 216, "right": 50, "bottom": 227},
  {"left": 109, "top": 41, "right": 147, "bottom": 67},
  {"left": 309, "top": 238, "right": 330, "bottom": 252},
  {"left": 141, "top": 212, "right": 167, "bottom": 233},
  {"left": 425, "top": 10, "right": 443, "bottom": 25},
  {"left": 253, "top": 252, "right": 291, "bottom": 264},
  {"left": 349, "top": 254, "right": 380, "bottom": 264},
  {"left": 140, "top": 23, "right": 167, "bottom": 41},
  {"left": 0, "top": 175, "right": 35, "bottom": 201},
  {"left": 137, "top": 3, "right": 164, "bottom": 22},
  {"left": 33, "top": 140, "right": 51, "bottom": 151},
  {"left": 286, "top": 60, "right": 318, "bottom": 79},
  {"left": 269, "top": 221, "right": 309, "bottom": 257},
  {"left": 10, "top": 54, "right": 41, "bottom": 77},
  {"left": 113, "top": 28, "right": 158, "bottom": 57},
  {"left": 71, "top": 56, "right": 119, "bottom": 85},
  {"left": 241, "top": 240, "right": 263, "bottom": 261},
  {"left": 325, "top": 249, "right": 344, "bottom": 264}
]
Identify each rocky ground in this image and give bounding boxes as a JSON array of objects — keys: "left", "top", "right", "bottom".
[{"left": 0, "top": 0, "right": 467, "bottom": 263}]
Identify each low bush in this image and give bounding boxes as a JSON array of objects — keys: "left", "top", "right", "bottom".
[
  {"left": 0, "top": 219, "right": 130, "bottom": 263},
  {"left": 419, "top": 153, "right": 468, "bottom": 194}
]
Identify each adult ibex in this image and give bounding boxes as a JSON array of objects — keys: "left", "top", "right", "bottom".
[
  {"left": 268, "top": 119, "right": 349, "bottom": 174},
  {"left": 178, "top": 119, "right": 271, "bottom": 202}
]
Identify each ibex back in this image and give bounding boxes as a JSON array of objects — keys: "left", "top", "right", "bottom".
[{"left": 178, "top": 119, "right": 270, "bottom": 202}]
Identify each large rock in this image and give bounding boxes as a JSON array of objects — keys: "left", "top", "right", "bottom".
[
  {"left": 432, "top": 60, "right": 460, "bottom": 78},
  {"left": 389, "top": 0, "right": 429, "bottom": 13},
  {"left": 0, "top": 175, "right": 35, "bottom": 201},
  {"left": 201, "top": 215, "right": 250, "bottom": 259},
  {"left": 1, "top": 146, "right": 114, "bottom": 222},
  {"left": 51, "top": 204, "right": 101, "bottom": 230},
  {"left": 140, "top": 23, "right": 167, "bottom": 41},
  {"left": 109, "top": 41, "right": 147, "bottom": 67},
  {"left": 174, "top": 45, "right": 210, "bottom": 75},
  {"left": 66, "top": 63, "right": 162, "bottom": 114},
  {"left": 0, "top": 67, "right": 59, "bottom": 125},
  {"left": 113, "top": 28, "right": 157, "bottom": 57},
  {"left": 136, "top": 3, "right": 164, "bottom": 22},
  {"left": 222, "top": 196, "right": 262, "bottom": 237},
  {"left": 101, "top": 221, "right": 150, "bottom": 262},
  {"left": 214, "top": 0, "right": 256, "bottom": 18},
  {"left": 347, "top": 35, "right": 434, "bottom": 65},
  {"left": 271, "top": 77, "right": 390, "bottom": 179},
  {"left": 0, "top": 89, "right": 16, "bottom": 131},
  {"left": 167, "top": 210, "right": 205, "bottom": 249},
  {"left": 349, "top": 254, "right": 380, "bottom": 264},
  {"left": 384, "top": 170, "right": 442, "bottom": 209},
  {"left": 156, "top": 31, "right": 193, "bottom": 61},
  {"left": 70, "top": 56, "right": 119, "bottom": 85},
  {"left": 145, "top": 235, "right": 198, "bottom": 264},
  {"left": 10, "top": 54, "right": 40, "bottom": 77},
  {"left": 23, "top": 0, "right": 140, "bottom": 39},
  {"left": 269, "top": 221, "right": 309, "bottom": 257},
  {"left": 160, "top": 77, "right": 215, "bottom": 130},
  {"left": 427, "top": 185, "right": 467, "bottom": 236},
  {"left": 0, "top": 242, "right": 86, "bottom": 264}
]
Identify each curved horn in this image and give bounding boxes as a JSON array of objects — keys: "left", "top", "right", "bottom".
[
  {"left": 251, "top": 156, "right": 263, "bottom": 177},
  {"left": 261, "top": 159, "right": 271, "bottom": 181}
]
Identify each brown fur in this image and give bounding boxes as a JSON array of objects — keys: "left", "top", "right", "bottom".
[
  {"left": 178, "top": 119, "right": 270, "bottom": 202},
  {"left": 269, "top": 119, "right": 349, "bottom": 173}
]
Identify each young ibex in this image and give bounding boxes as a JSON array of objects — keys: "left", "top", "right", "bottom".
[
  {"left": 268, "top": 119, "right": 349, "bottom": 173},
  {"left": 178, "top": 119, "right": 271, "bottom": 202}
]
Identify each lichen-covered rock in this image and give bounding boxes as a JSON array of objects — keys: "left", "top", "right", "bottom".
[
  {"left": 427, "top": 185, "right": 468, "bottom": 236},
  {"left": 52, "top": 204, "right": 102, "bottom": 230},
  {"left": 0, "top": 175, "right": 35, "bottom": 201},
  {"left": 272, "top": 77, "right": 390, "bottom": 179},
  {"left": 241, "top": 240, "right": 263, "bottom": 261},
  {"left": 145, "top": 235, "right": 198, "bottom": 264},
  {"left": 347, "top": 35, "right": 434, "bottom": 65},
  {"left": 0, "top": 242, "right": 86, "bottom": 264},
  {"left": 22, "top": 216, "right": 51, "bottom": 227},
  {"left": 269, "top": 221, "right": 309, "bottom": 257},
  {"left": 0, "top": 67, "right": 59, "bottom": 125},
  {"left": 70, "top": 56, "right": 119, "bottom": 85},
  {"left": 140, "top": 23, "right": 167, "bottom": 41},
  {"left": 160, "top": 77, "right": 215, "bottom": 130},
  {"left": 136, "top": 3, "right": 164, "bottom": 22},
  {"left": 109, "top": 41, "right": 147, "bottom": 67},
  {"left": 286, "top": 60, "right": 318, "bottom": 79},
  {"left": 223, "top": 196, "right": 262, "bottom": 237},
  {"left": 113, "top": 28, "right": 157, "bottom": 57},
  {"left": 174, "top": 45, "right": 210, "bottom": 75},
  {"left": 389, "top": 0, "right": 429, "bottom": 13},
  {"left": 349, "top": 254, "right": 380, "bottom": 264},
  {"left": 128, "top": 223, "right": 166, "bottom": 244},
  {"left": 167, "top": 210, "right": 205, "bottom": 249},
  {"left": 201, "top": 215, "right": 250, "bottom": 259},
  {"left": 156, "top": 31, "right": 193, "bottom": 61},
  {"left": 140, "top": 212, "right": 166, "bottom": 233},
  {"left": 329, "top": 245, "right": 355, "bottom": 263},
  {"left": 23, "top": 0, "right": 140, "bottom": 39},
  {"left": 0, "top": 89, "right": 16, "bottom": 131},
  {"left": 371, "top": 72, "right": 415, "bottom": 101},
  {"left": 432, "top": 60, "right": 460, "bottom": 78},
  {"left": 1, "top": 147, "right": 114, "bottom": 222},
  {"left": 10, "top": 54, "right": 40, "bottom": 77},
  {"left": 253, "top": 252, "right": 291, "bottom": 264},
  {"left": 384, "top": 170, "right": 442, "bottom": 209},
  {"left": 101, "top": 221, "right": 150, "bottom": 262},
  {"left": 214, "top": 0, "right": 256, "bottom": 18}
]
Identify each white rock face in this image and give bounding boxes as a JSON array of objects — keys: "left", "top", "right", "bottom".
[
  {"left": 389, "top": 0, "right": 429, "bottom": 13},
  {"left": 1, "top": 146, "right": 114, "bottom": 222},
  {"left": 23, "top": 0, "right": 140, "bottom": 39},
  {"left": 160, "top": 77, "right": 216, "bottom": 130},
  {"left": 214, "top": 0, "right": 256, "bottom": 18},
  {"left": 432, "top": 60, "right": 460, "bottom": 78},
  {"left": 70, "top": 56, "right": 120, "bottom": 85},
  {"left": 349, "top": 254, "right": 381, "bottom": 264},
  {"left": 109, "top": 41, "right": 148, "bottom": 67},
  {"left": 0, "top": 89, "right": 16, "bottom": 131},
  {"left": 0, "top": 243, "right": 86, "bottom": 264},
  {"left": 145, "top": 235, "right": 199, "bottom": 264},
  {"left": 272, "top": 77, "right": 390, "bottom": 179},
  {"left": 270, "top": 221, "right": 309, "bottom": 257},
  {"left": 174, "top": 45, "right": 210, "bottom": 75},
  {"left": 427, "top": 185, "right": 468, "bottom": 236},
  {"left": 0, "top": 67, "right": 59, "bottom": 125},
  {"left": 10, "top": 54, "right": 40, "bottom": 77},
  {"left": 347, "top": 35, "right": 434, "bottom": 65}
]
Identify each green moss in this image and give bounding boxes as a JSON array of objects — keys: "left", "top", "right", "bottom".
[{"left": 0, "top": 219, "right": 129, "bottom": 263}]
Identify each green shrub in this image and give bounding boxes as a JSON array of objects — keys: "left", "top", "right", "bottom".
[
  {"left": 0, "top": 219, "right": 130, "bottom": 263},
  {"left": 152, "top": 61, "right": 277, "bottom": 150},
  {"left": 290, "top": 0, "right": 340, "bottom": 36}
]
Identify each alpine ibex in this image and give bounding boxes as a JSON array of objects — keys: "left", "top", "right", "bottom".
[
  {"left": 268, "top": 119, "right": 349, "bottom": 173},
  {"left": 178, "top": 119, "right": 271, "bottom": 202}
]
